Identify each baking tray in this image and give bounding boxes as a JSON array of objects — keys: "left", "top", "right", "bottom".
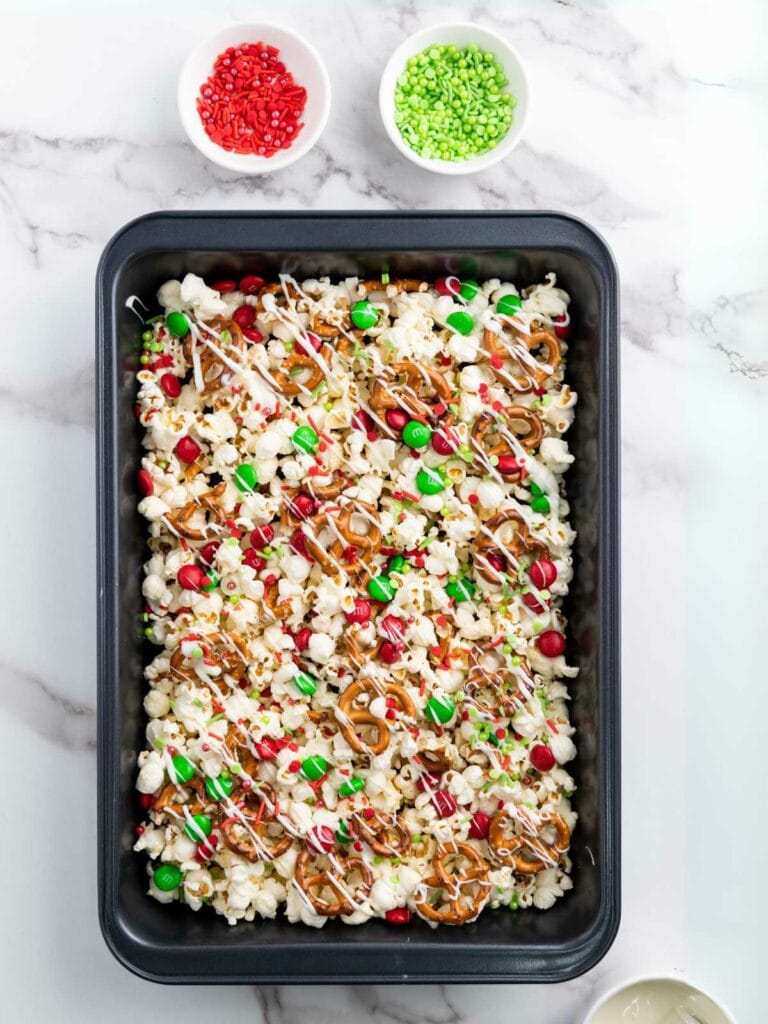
[{"left": 96, "top": 211, "right": 620, "bottom": 984}]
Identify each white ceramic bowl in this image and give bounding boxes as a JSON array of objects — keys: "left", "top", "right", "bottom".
[
  {"left": 379, "top": 22, "right": 529, "bottom": 175},
  {"left": 580, "top": 973, "right": 737, "bottom": 1024},
  {"left": 178, "top": 23, "right": 331, "bottom": 174}
]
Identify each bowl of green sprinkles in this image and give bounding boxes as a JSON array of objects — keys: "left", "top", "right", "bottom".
[{"left": 379, "top": 22, "right": 529, "bottom": 174}]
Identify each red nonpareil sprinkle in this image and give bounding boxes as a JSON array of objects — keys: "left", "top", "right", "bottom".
[{"left": 196, "top": 42, "right": 308, "bottom": 157}]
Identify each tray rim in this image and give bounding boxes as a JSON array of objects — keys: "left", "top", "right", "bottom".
[{"left": 96, "top": 209, "right": 620, "bottom": 984}]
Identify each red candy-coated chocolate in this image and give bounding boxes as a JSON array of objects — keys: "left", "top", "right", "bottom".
[
  {"left": 294, "top": 627, "right": 311, "bottom": 652},
  {"left": 251, "top": 524, "right": 275, "bottom": 548},
  {"left": 380, "top": 614, "right": 405, "bottom": 641},
  {"left": 243, "top": 327, "right": 264, "bottom": 343},
  {"left": 468, "top": 811, "right": 491, "bottom": 840},
  {"left": 530, "top": 559, "right": 557, "bottom": 589},
  {"left": 139, "top": 793, "right": 155, "bottom": 810},
  {"left": 385, "top": 908, "right": 412, "bottom": 925},
  {"left": 435, "top": 275, "right": 462, "bottom": 297},
  {"left": 529, "top": 744, "right": 556, "bottom": 772},
  {"left": 352, "top": 409, "right": 375, "bottom": 433},
  {"left": 232, "top": 304, "right": 256, "bottom": 328},
  {"left": 379, "top": 640, "right": 402, "bottom": 665},
  {"left": 431, "top": 428, "right": 459, "bottom": 455},
  {"left": 175, "top": 435, "right": 201, "bottom": 463},
  {"left": 523, "top": 591, "right": 547, "bottom": 612},
  {"left": 290, "top": 493, "right": 315, "bottom": 520},
  {"left": 200, "top": 541, "right": 220, "bottom": 565},
  {"left": 486, "top": 553, "right": 505, "bottom": 574},
  {"left": 195, "top": 833, "right": 219, "bottom": 863},
  {"left": 295, "top": 331, "right": 322, "bottom": 356},
  {"left": 211, "top": 279, "right": 238, "bottom": 293},
  {"left": 159, "top": 373, "right": 181, "bottom": 398},
  {"left": 254, "top": 737, "right": 280, "bottom": 760},
  {"left": 239, "top": 275, "right": 265, "bottom": 294},
  {"left": 537, "top": 630, "right": 566, "bottom": 658},
  {"left": 385, "top": 409, "right": 409, "bottom": 431},
  {"left": 432, "top": 789, "right": 457, "bottom": 818},
  {"left": 497, "top": 454, "right": 522, "bottom": 475},
  {"left": 307, "top": 824, "right": 335, "bottom": 854},
  {"left": 242, "top": 549, "right": 267, "bottom": 572},
  {"left": 177, "top": 564, "right": 209, "bottom": 591},
  {"left": 344, "top": 598, "right": 371, "bottom": 625},
  {"left": 416, "top": 771, "right": 442, "bottom": 793},
  {"left": 137, "top": 469, "right": 154, "bottom": 497},
  {"left": 552, "top": 314, "right": 571, "bottom": 340},
  {"left": 290, "top": 529, "right": 312, "bottom": 558}
]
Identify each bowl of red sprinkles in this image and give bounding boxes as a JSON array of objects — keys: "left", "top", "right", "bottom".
[{"left": 178, "top": 23, "right": 331, "bottom": 173}]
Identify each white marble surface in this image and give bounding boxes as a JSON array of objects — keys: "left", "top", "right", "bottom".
[{"left": 1, "top": 0, "right": 766, "bottom": 1020}]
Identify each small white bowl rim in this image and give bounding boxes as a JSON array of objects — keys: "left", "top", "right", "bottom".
[
  {"left": 579, "top": 971, "right": 737, "bottom": 1024},
  {"left": 178, "top": 22, "right": 331, "bottom": 175},
  {"left": 378, "top": 21, "right": 529, "bottom": 176}
]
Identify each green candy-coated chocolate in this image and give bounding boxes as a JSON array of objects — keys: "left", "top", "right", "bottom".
[
  {"left": 205, "top": 775, "right": 234, "bottom": 801},
  {"left": 530, "top": 482, "right": 544, "bottom": 497},
  {"left": 416, "top": 467, "right": 445, "bottom": 495},
  {"left": 445, "top": 578, "right": 475, "bottom": 603},
  {"left": 459, "top": 279, "right": 480, "bottom": 301},
  {"left": 387, "top": 554, "right": 407, "bottom": 576},
  {"left": 336, "top": 819, "right": 351, "bottom": 844},
  {"left": 294, "top": 671, "right": 318, "bottom": 696},
  {"left": 166, "top": 311, "right": 190, "bottom": 338},
  {"left": 234, "top": 463, "right": 258, "bottom": 492},
  {"left": 153, "top": 863, "right": 183, "bottom": 892},
  {"left": 496, "top": 293, "right": 522, "bottom": 316},
  {"left": 292, "top": 425, "right": 319, "bottom": 453},
  {"left": 201, "top": 571, "right": 219, "bottom": 592},
  {"left": 350, "top": 300, "right": 379, "bottom": 330},
  {"left": 338, "top": 775, "right": 365, "bottom": 797},
  {"left": 300, "top": 755, "right": 328, "bottom": 781},
  {"left": 169, "top": 754, "right": 195, "bottom": 784},
  {"left": 531, "top": 495, "right": 551, "bottom": 514},
  {"left": 367, "top": 576, "right": 396, "bottom": 603},
  {"left": 446, "top": 310, "right": 474, "bottom": 335},
  {"left": 184, "top": 814, "right": 213, "bottom": 841},
  {"left": 425, "top": 693, "right": 456, "bottom": 725},
  {"left": 402, "top": 420, "right": 432, "bottom": 448}
]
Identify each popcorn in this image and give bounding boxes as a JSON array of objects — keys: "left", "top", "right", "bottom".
[{"left": 134, "top": 272, "right": 579, "bottom": 929}]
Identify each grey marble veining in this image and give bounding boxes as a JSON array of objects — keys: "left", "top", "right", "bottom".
[{"left": 0, "top": 0, "right": 765, "bottom": 1021}]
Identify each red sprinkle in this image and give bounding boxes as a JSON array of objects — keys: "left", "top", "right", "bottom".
[{"left": 196, "top": 43, "right": 308, "bottom": 158}]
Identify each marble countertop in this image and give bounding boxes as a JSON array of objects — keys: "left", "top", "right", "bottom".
[{"left": 1, "top": 0, "right": 765, "bottom": 1020}]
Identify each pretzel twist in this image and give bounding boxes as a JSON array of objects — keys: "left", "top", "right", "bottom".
[
  {"left": 349, "top": 812, "right": 411, "bottom": 857},
  {"left": 415, "top": 843, "right": 491, "bottom": 925},
  {"left": 369, "top": 360, "right": 453, "bottom": 422},
  {"left": 169, "top": 630, "right": 250, "bottom": 682},
  {"left": 473, "top": 509, "right": 550, "bottom": 584},
  {"left": 302, "top": 502, "right": 382, "bottom": 576},
  {"left": 271, "top": 345, "right": 332, "bottom": 397},
  {"left": 219, "top": 782, "right": 292, "bottom": 862},
  {"left": 488, "top": 811, "right": 571, "bottom": 873},
  {"left": 471, "top": 407, "right": 544, "bottom": 478},
  {"left": 261, "top": 579, "right": 293, "bottom": 622},
  {"left": 294, "top": 849, "right": 373, "bottom": 916},
  {"left": 343, "top": 628, "right": 380, "bottom": 670},
  {"left": 152, "top": 775, "right": 210, "bottom": 818},
  {"left": 166, "top": 482, "right": 229, "bottom": 541},
  {"left": 417, "top": 745, "right": 453, "bottom": 774},
  {"left": 462, "top": 644, "right": 531, "bottom": 719},
  {"left": 255, "top": 279, "right": 303, "bottom": 313},
  {"left": 337, "top": 678, "right": 416, "bottom": 755},
  {"left": 483, "top": 327, "right": 562, "bottom": 393},
  {"left": 182, "top": 317, "right": 246, "bottom": 394}
]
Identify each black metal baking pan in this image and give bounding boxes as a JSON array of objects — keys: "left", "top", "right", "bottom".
[{"left": 96, "top": 211, "right": 620, "bottom": 984}]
